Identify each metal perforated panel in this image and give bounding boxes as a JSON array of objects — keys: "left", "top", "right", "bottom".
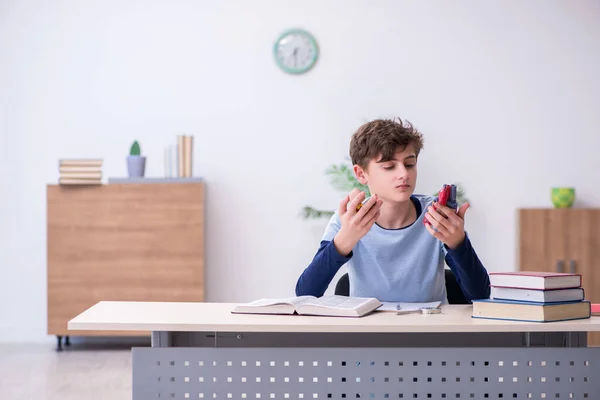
[{"left": 132, "top": 347, "right": 598, "bottom": 399}]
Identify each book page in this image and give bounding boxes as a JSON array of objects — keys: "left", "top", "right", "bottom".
[
  {"left": 299, "top": 296, "right": 374, "bottom": 310},
  {"left": 241, "top": 296, "right": 316, "bottom": 308}
]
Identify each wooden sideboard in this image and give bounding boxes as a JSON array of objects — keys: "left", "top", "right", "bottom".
[
  {"left": 47, "top": 182, "right": 204, "bottom": 349},
  {"left": 519, "top": 208, "right": 600, "bottom": 346}
]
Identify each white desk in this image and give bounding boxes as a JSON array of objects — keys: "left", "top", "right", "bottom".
[{"left": 69, "top": 301, "right": 600, "bottom": 399}]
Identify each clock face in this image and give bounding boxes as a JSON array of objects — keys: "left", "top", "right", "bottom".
[{"left": 273, "top": 29, "right": 319, "bottom": 74}]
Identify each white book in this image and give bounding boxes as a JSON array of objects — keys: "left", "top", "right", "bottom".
[
  {"left": 59, "top": 159, "right": 103, "bottom": 166},
  {"left": 378, "top": 301, "right": 442, "bottom": 313},
  {"left": 59, "top": 166, "right": 102, "bottom": 173},
  {"left": 488, "top": 271, "right": 581, "bottom": 290},
  {"left": 231, "top": 295, "right": 382, "bottom": 318},
  {"left": 491, "top": 286, "right": 584, "bottom": 303}
]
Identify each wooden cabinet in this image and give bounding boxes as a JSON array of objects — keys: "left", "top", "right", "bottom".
[
  {"left": 47, "top": 182, "right": 205, "bottom": 347},
  {"left": 519, "top": 208, "right": 600, "bottom": 346}
]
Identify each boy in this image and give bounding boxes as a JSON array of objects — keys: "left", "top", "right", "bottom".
[{"left": 295, "top": 118, "right": 490, "bottom": 303}]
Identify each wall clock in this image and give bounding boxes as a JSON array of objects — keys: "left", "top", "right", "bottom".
[{"left": 273, "top": 28, "right": 319, "bottom": 74}]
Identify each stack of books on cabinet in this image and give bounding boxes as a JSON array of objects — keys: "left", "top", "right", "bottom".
[
  {"left": 58, "top": 159, "right": 103, "bottom": 185},
  {"left": 472, "top": 271, "right": 591, "bottom": 322}
]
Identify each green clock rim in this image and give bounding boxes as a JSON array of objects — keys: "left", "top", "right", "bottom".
[{"left": 273, "top": 28, "right": 319, "bottom": 74}]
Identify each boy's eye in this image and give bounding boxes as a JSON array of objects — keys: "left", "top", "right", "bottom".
[
  {"left": 406, "top": 164, "right": 416, "bottom": 168},
  {"left": 383, "top": 165, "right": 394, "bottom": 170}
]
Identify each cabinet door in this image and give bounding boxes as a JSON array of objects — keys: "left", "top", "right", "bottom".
[
  {"left": 47, "top": 184, "right": 205, "bottom": 337},
  {"left": 568, "top": 209, "right": 600, "bottom": 346},
  {"left": 519, "top": 209, "right": 600, "bottom": 346},
  {"left": 519, "top": 209, "right": 569, "bottom": 274}
]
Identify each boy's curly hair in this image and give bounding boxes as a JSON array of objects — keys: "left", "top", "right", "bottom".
[{"left": 349, "top": 117, "right": 424, "bottom": 169}]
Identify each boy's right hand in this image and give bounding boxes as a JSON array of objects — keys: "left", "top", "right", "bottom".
[{"left": 333, "top": 191, "right": 383, "bottom": 256}]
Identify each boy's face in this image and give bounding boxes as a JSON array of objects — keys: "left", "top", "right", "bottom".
[{"left": 354, "top": 144, "right": 417, "bottom": 203}]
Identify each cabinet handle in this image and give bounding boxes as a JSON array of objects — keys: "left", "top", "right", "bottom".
[
  {"left": 569, "top": 260, "right": 576, "bottom": 274},
  {"left": 557, "top": 260, "right": 564, "bottom": 273}
]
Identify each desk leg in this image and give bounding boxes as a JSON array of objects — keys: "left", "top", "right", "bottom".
[{"left": 151, "top": 332, "right": 172, "bottom": 348}]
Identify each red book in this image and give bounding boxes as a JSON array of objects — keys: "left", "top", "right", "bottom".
[
  {"left": 592, "top": 304, "right": 600, "bottom": 316},
  {"left": 489, "top": 271, "right": 582, "bottom": 290}
]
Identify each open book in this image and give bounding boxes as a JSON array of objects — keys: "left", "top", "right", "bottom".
[{"left": 231, "top": 295, "right": 383, "bottom": 317}]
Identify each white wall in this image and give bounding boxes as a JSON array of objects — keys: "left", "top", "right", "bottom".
[{"left": 1, "top": 0, "right": 599, "bottom": 342}]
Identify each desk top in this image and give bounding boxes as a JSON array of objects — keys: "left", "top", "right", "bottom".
[{"left": 67, "top": 301, "right": 600, "bottom": 333}]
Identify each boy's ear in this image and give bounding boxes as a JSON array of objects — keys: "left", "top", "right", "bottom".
[{"left": 353, "top": 164, "right": 368, "bottom": 185}]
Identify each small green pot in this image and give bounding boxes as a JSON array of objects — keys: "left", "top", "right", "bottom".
[{"left": 551, "top": 187, "right": 575, "bottom": 208}]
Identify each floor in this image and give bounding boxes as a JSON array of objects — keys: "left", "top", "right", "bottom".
[{"left": 0, "top": 337, "right": 149, "bottom": 400}]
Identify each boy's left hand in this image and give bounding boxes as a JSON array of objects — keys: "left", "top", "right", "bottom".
[{"left": 424, "top": 202, "right": 470, "bottom": 249}]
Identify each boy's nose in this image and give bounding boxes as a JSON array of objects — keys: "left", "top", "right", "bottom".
[{"left": 396, "top": 166, "right": 409, "bottom": 179}]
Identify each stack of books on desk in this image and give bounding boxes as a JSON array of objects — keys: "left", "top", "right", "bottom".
[
  {"left": 472, "top": 271, "right": 591, "bottom": 323},
  {"left": 58, "top": 159, "right": 103, "bottom": 185}
]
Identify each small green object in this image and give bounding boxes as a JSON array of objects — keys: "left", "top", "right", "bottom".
[
  {"left": 130, "top": 140, "right": 141, "bottom": 156},
  {"left": 551, "top": 187, "right": 575, "bottom": 208}
]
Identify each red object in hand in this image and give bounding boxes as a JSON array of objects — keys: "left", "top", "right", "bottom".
[
  {"left": 438, "top": 185, "right": 451, "bottom": 206},
  {"left": 424, "top": 184, "right": 455, "bottom": 226}
]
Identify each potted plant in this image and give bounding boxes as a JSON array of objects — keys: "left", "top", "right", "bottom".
[{"left": 127, "top": 140, "right": 146, "bottom": 178}]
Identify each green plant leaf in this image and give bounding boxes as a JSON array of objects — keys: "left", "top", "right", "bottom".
[
  {"left": 324, "top": 163, "right": 370, "bottom": 196},
  {"left": 301, "top": 161, "right": 373, "bottom": 220},
  {"left": 301, "top": 206, "right": 335, "bottom": 220},
  {"left": 130, "top": 140, "right": 141, "bottom": 156}
]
